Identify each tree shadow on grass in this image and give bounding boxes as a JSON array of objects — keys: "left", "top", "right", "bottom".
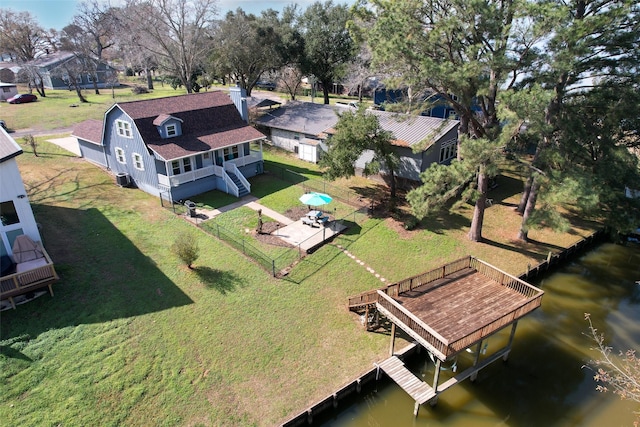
[
  {"left": 481, "top": 237, "right": 565, "bottom": 260},
  {"left": 1, "top": 206, "right": 193, "bottom": 342},
  {"left": 0, "top": 345, "right": 33, "bottom": 362},
  {"left": 193, "top": 266, "right": 243, "bottom": 295}
]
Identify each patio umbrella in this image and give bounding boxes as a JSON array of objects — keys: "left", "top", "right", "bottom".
[{"left": 299, "top": 192, "right": 333, "bottom": 206}]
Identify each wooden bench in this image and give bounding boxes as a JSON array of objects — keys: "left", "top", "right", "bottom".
[{"left": 1, "top": 245, "right": 59, "bottom": 309}]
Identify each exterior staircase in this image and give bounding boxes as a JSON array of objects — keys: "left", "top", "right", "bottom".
[{"left": 227, "top": 171, "right": 249, "bottom": 197}]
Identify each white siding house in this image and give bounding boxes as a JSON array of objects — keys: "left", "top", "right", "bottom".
[{"left": 0, "top": 127, "right": 42, "bottom": 257}]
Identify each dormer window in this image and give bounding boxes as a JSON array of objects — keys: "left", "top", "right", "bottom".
[{"left": 153, "top": 114, "right": 183, "bottom": 138}]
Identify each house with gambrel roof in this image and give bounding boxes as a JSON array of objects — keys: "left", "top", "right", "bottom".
[{"left": 73, "top": 87, "right": 266, "bottom": 202}]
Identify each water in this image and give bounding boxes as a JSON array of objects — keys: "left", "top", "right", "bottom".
[{"left": 321, "top": 243, "right": 640, "bottom": 427}]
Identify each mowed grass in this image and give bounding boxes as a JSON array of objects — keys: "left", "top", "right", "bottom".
[
  {"left": 0, "top": 80, "right": 200, "bottom": 131},
  {"left": 0, "top": 135, "right": 599, "bottom": 424}
]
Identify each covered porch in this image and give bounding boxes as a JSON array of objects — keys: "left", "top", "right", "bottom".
[{"left": 157, "top": 140, "right": 264, "bottom": 197}]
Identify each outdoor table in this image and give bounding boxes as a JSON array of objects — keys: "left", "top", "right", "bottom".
[{"left": 307, "top": 210, "right": 322, "bottom": 219}]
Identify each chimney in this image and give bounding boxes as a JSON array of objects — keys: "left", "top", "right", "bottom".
[{"left": 228, "top": 84, "right": 249, "bottom": 123}]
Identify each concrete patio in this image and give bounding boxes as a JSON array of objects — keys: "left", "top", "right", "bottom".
[{"left": 274, "top": 219, "right": 346, "bottom": 252}]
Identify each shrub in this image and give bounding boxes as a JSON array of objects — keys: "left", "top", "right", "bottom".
[
  {"left": 131, "top": 85, "right": 149, "bottom": 94},
  {"left": 404, "top": 216, "right": 419, "bottom": 230},
  {"left": 171, "top": 233, "right": 200, "bottom": 269}
]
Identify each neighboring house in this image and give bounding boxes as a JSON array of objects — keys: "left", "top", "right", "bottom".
[
  {"left": 373, "top": 87, "right": 484, "bottom": 120},
  {"left": 0, "top": 127, "right": 42, "bottom": 257},
  {"left": 73, "top": 88, "right": 266, "bottom": 202},
  {"left": 0, "top": 62, "right": 20, "bottom": 83},
  {"left": 255, "top": 101, "right": 459, "bottom": 182},
  {"left": 24, "top": 51, "right": 119, "bottom": 90},
  {"left": 0, "top": 82, "right": 18, "bottom": 101}
]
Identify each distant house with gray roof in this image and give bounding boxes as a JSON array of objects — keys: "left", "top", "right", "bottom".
[
  {"left": 72, "top": 88, "right": 266, "bottom": 202},
  {"left": 255, "top": 101, "right": 459, "bottom": 182},
  {"left": 24, "top": 51, "right": 118, "bottom": 90}
]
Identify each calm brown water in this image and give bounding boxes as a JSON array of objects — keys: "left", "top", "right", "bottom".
[{"left": 321, "top": 243, "right": 640, "bottom": 427}]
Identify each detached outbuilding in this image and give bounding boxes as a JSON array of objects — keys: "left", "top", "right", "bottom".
[
  {"left": 0, "top": 82, "right": 18, "bottom": 101},
  {"left": 255, "top": 101, "right": 459, "bottom": 182}
]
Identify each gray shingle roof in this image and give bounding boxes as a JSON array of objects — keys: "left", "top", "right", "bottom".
[
  {"left": 0, "top": 127, "right": 23, "bottom": 163},
  {"left": 256, "top": 102, "right": 458, "bottom": 149}
]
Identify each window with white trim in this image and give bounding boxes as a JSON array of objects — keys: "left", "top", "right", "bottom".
[
  {"left": 439, "top": 140, "right": 457, "bottom": 163},
  {"left": 223, "top": 146, "right": 239, "bottom": 161},
  {"left": 87, "top": 74, "right": 94, "bottom": 83},
  {"left": 76, "top": 75, "right": 83, "bottom": 84},
  {"left": 166, "top": 124, "right": 177, "bottom": 137},
  {"left": 116, "top": 120, "right": 132, "bottom": 138},
  {"left": 171, "top": 160, "right": 181, "bottom": 175},
  {"left": 115, "top": 147, "right": 126, "bottom": 164},
  {"left": 132, "top": 153, "right": 144, "bottom": 170},
  {"left": 170, "top": 158, "right": 194, "bottom": 175}
]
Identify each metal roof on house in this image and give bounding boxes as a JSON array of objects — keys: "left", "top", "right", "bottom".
[
  {"left": 256, "top": 102, "right": 459, "bottom": 150},
  {"left": 115, "top": 91, "right": 265, "bottom": 161},
  {"left": 72, "top": 119, "right": 104, "bottom": 145},
  {"left": 28, "top": 51, "right": 76, "bottom": 68},
  {"left": 0, "top": 127, "right": 23, "bottom": 163},
  {"left": 371, "top": 109, "right": 458, "bottom": 148}
]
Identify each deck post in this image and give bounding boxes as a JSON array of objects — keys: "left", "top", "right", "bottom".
[
  {"left": 504, "top": 321, "right": 518, "bottom": 362},
  {"left": 364, "top": 305, "right": 370, "bottom": 330},
  {"left": 470, "top": 340, "right": 483, "bottom": 382},
  {"left": 414, "top": 401, "right": 420, "bottom": 417},
  {"left": 389, "top": 323, "right": 396, "bottom": 356},
  {"left": 432, "top": 358, "right": 441, "bottom": 393}
]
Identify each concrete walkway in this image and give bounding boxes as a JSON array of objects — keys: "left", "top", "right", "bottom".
[
  {"left": 186, "top": 195, "right": 293, "bottom": 225},
  {"left": 47, "top": 136, "right": 81, "bottom": 156}
]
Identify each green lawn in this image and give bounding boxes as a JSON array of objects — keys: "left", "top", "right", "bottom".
[
  {"left": 0, "top": 80, "right": 203, "bottom": 131},
  {"left": 0, "top": 114, "right": 600, "bottom": 425}
]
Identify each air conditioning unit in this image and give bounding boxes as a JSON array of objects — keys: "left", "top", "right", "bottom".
[{"left": 116, "top": 172, "right": 130, "bottom": 187}]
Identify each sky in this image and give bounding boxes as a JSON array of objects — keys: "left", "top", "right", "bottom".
[{"left": 1, "top": 0, "right": 355, "bottom": 31}]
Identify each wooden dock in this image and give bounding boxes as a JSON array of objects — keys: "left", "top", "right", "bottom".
[{"left": 377, "top": 356, "right": 435, "bottom": 410}]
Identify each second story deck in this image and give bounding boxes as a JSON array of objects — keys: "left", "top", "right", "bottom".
[{"left": 349, "top": 256, "right": 544, "bottom": 361}]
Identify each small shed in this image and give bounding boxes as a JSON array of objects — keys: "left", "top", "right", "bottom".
[
  {"left": 0, "top": 83, "right": 18, "bottom": 101},
  {"left": 299, "top": 138, "right": 321, "bottom": 163}
]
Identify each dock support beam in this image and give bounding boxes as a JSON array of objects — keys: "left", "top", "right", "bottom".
[
  {"left": 504, "top": 321, "right": 518, "bottom": 362},
  {"left": 470, "top": 340, "right": 483, "bottom": 382},
  {"left": 432, "top": 358, "right": 441, "bottom": 393},
  {"left": 389, "top": 323, "right": 396, "bottom": 356},
  {"left": 414, "top": 401, "right": 421, "bottom": 417}
]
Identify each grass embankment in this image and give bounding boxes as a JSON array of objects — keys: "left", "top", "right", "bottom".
[{"left": 0, "top": 129, "right": 599, "bottom": 425}]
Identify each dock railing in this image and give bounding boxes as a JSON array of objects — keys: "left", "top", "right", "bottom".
[
  {"left": 348, "top": 256, "right": 544, "bottom": 359},
  {"left": 348, "top": 257, "right": 472, "bottom": 309},
  {"left": 377, "top": 290, "right": 449, "bottom": 360}
]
